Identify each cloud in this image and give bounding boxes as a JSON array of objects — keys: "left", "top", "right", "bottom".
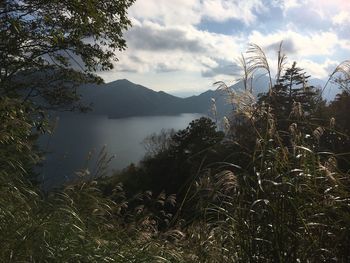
[
  {"left": 115, "top": 20, "right": 243, "bottom": 76},
  {"left": 245, "top": 30, "right": 349, "bottom": 79},
  {"left": 248, "top": 30, "right": 341, "bottom": 57},
  {"left": 333, "top": 11, "right": 350, "bottom": 25},
  {"left": 201, "top": 59, "right": 240, "bottom": 77},
  {"left": 125, "top": 23, "right": 207, "bottom": 53},
  {"left": 339, "top": 40, "right": 350, "bottom": 51},
  {"left": 280, "top": 0, "right": 350, "bottom": 15},
  {"left": 129, "top": 0, "right": 266, "bottom": 27},
  {"left": 98, "top": 0, "right": 350, "bottom": 92},
  {"left": 200, "top": 0, "right": 267, "bottom": 25},
  {"left": 265, "top": 39, "right": 297, "bottom": 54},
  {"left": 297, "top": 59, "right": 339, "bottom": 78},
  {"left": 129, "top": 0, "right": 201, "bottom": 26},
  {"left": 283, "top": 0, "right": 305, "bottom": 10},
  {"left": 284, "top": 7, "right": 332, "bottom": 31},
  {"left": 272, "top": 0, "right": 350, "bottom": 33},
  {"left": 332, "top": 10, "right": 350, "bottom": 39}
]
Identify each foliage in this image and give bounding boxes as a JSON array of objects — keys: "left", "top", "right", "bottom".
[
  {"left": 95, "top": 43, "right": 349, "bottom": 262},
  {"left": 1, "top": 0, "right": 134, "bottom": 109},
  {"left": 0, "top": 97, "right": 40, "bottom": 178},
  {"left": 193, "top": 43, "right": 350, "bottom": 262},
  {"left": 0, "top": 172, "right": 187, "bottom": 262},
  {"left": 324, "top": 91, "right": 350, "bottom": 172},
  {"left": 0, "top": 0, "right": 135, "bottom": 185},
  {"left": 142, "top": 128, "right": 176, "bottom": 158},
  {"left": 329, "top": 91, "right": 350, "bottom": 134},
  {"left": 171, "top": 117, "right": 224, "bottom": 158},
  {"left": 107, "top": 117, "right": 225, "bottom": 198}
]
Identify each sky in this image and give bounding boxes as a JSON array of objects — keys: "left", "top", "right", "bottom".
[{"left": 97, "top": 0, "right": 350, "bottom": 96}]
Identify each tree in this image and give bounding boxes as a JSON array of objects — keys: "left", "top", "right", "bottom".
[
  {"left": 142, "top": 129, "right": 176, "bottom": 157},
  {"left": 227, "top": 60, "right": 329, "bottom": 173},
  {"left": 329, "top": 91, "right": 350, "bottom": 134},
  {"left": 171, "top": 117, "right": 224, "bottom": 158},
  {"left": 0, "top": 97, "right": 38, "bottom": 177},
  {"left": 258, "top": 62, "right": 323, "bottom": 131},
  {"left": 115, "top": 118, "right": 225, "bottom": 198},
  {"left": 0, "top": 0, "right": 135, "bottom": 109},
  {"left": 0, "top": 0, "right": 135, "bottom": 178}
]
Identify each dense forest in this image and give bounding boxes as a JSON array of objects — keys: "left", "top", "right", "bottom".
[{"left": 1, "top": 1, "right": 350, "bottom": 262}]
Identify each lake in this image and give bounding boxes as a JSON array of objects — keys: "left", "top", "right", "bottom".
[{"left": 39, "top": 112, "right": 203, "bottom": 188}]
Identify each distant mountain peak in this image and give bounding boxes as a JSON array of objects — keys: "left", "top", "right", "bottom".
[
  {"left": 79, "top": 79, "right": 232, "bottom": 118},
  {"left": 114, "top": 78, "right": 132, "bottom": 84},
  {"left": 80, "top": 77, "right": 340, "bottom": 119}
]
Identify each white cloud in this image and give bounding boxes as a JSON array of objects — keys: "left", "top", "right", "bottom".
[
  {"left": 100, "top": 0, "right": 350, "bottom": 93},
  {"left": 129, "top": 0, "right": 266, "bottom": 26},
  {"left": 283, "top": 0, "right": 350, "bottom": 13},
  {"left": 297, "top": 59, "right": 339, "bottom": 79},
  {"left": 281, "top": 0, "right": 305, "bottom": 12},
  {"left": 115, "top": 21, "right": 243, "bottom": 77},
  {"left": 333, "top": 11, "right": 350, "bottom": 25},
  {"left": 339, "top": 40, "right": 350, "bottom": 51},
  {"left": 245, "top": 30, "right": 348, "bottom": 79},
  {"left": 248, "top": 30, "right": 340, "bottom": 57},
  {"left": 129, "top": 0, "right": 201, "bottom": 26},
  {"left": 126, "top": 0, "right": 348, "bottom": 81},
  {"left": 201, "top": 0, "right": 266, "bottom": 25}
]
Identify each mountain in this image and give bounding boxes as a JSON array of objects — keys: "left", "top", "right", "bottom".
[
  {"left": 78, "top": 77, "right": 341, "bottom": 119},
  {"left": 79, "top": 79, "right": 232, "bottom": 118}
]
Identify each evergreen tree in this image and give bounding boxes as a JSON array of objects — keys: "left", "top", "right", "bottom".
[{"left": 258, "top": 62, "right": 322, "bottom": 132}]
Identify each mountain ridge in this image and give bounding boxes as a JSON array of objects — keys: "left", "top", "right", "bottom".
[
  {"left": 79, "top": 79, "right": 231, "bottom": 118},
  {"left": 79, "top": 77, "right": 339, "bottom": 119}
]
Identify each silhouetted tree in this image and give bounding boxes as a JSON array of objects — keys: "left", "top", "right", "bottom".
[
  {"left": 114, "top": 118, "right": 225, "bottom": 199},
  {"left": 1, "top": 0, "right": 135, "bottom": 109},
  {"left": 0, "top": 0, "right": 135, "bottom": 178},
  {"left": 259, "top": 62, "right": 323, "bottom": 132}
]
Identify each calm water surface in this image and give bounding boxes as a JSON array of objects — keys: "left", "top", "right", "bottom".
[{"left": 40, "top": 113, "right": 203, "bottom": 188}]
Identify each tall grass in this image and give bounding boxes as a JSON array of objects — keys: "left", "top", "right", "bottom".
[
  {"left": 190, "top": 43, "right": 350, "bottom": 262},
  {"left": 0, "top": 147, "right": 183, "bottom": 262},
  {"left": 1, "top": 44, "right": 349, "bottom": 262}
]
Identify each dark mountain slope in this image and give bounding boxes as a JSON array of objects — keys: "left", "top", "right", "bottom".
[
  {"left": 79, "top": 79, "right": 232, "bottom": 118},
  {"left": 78, "top": 77, "right": 339, "bottom": 119}
]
